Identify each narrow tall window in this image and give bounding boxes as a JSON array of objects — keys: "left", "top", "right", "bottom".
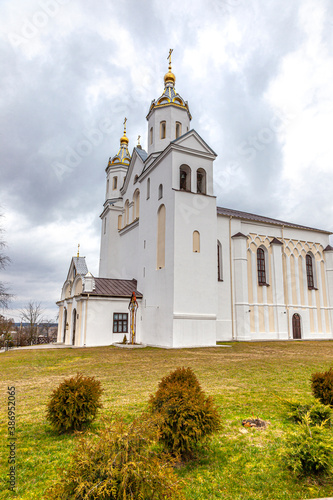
[
  {"left": 133, "top": 190, "right": 140, "bottom": 219},
  {"left": 179, "top": 165, "right": 191, "bottom": 191},
  {"left": 306, "top": 254, "right": 315, "bottom": 289},
  {"left": 158, "top": 184, "right": 163, "bottom": 200},
  {"left": 103, "top": 217, "right": 107, "bottom": 234},
  {"left": 124, "top": 200, "right": 129, "bottom": 226},
  {"left": 257, "top": 247, "right": 266, "bottom": 285},
  {"left": 147, "top": 178, "right": 150, "bottom": 199},
  {"left": 118, "top": 214, "right": 122, "bottom": 230},
  {"left": 197, "top": 168, "right": 206, "bottom": 194},
  {"left": 217, "top": 240, "right": 223, "bottom": 281},
  {"left": 106, "top": 179, "right": 109, "bottom": 198},
  {"left": 175, "top": 122, "right": 182, "bottom": 138},
  {"left": 150, "top": 127, "right": 153, "bottom": 144},
  {"left": 193, "top": 231, "right": 200, "bottom": 253},
  {"left": 160, "top": 121, "right": 166, "bottom": 139},
  {"left": 157, "top": 204, "right": 166, "bottom": 269},
  {"left": 113, "top": 176, "right": 118, "bottom": 190}
]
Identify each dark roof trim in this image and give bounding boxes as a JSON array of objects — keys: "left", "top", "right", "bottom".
[
  {"left": 82, "top": 278, "right": 143, "bottom": 298},
  {"left": 231, "top": 232, "right": 248, "bottom": 239},
  {"left": 324, "top": 245, "right": 333, "bottom": 252},
  {"left": 217, "top": 206, "right": 332, "bottom": 234},
  {"left": 270, "top": 237, "right": 283, "bottom": 245}
]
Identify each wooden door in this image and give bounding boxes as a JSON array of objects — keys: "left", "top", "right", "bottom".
[{"left": 292, "top": 313, "right": 301, "bottom": 339}]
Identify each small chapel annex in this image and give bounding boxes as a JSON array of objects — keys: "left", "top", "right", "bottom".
[{"left": 57, "top": 54, "right": 333, "bottom": 348}]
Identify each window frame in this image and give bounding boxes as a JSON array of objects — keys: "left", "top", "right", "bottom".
[
  {"left": 113, "top": 313, "right": 128, "bottom": 333},
  {"left": 257, "top": 247, "right": 268, "bottom": 286},
  {"left": 175, "top": 121, "right": 182, "bottom": 138},
  {"left": 217, "top": 240, "right": 223, "bottom": 281},
  {"left": 160, "top": 121, "right": 166, "bottom": 139},
  {"left": 306, "top": 253, "right": 316, "bottom": 289}
]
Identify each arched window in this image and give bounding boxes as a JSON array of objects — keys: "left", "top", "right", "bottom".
[
  {"left": 134, "top": 175, "right": 138, "bottom": 184},
  {"left": 133, "top": 190, "right": 140, "bottom": 219},
  {"left": 257, "top": 247, "right": 267, "bottom": 285},
  {"left": 217, "top": 240, "right": 223, "bottom": 281},
  {"left": 160, "top": 121, "right": 166, "bottom": 139},
  {"left": 147, "top": 178, "right": 150, "bottom": 200},
  {"left": 175, "top": 122, "right": 182, "bottom": 138},
  {"left": 124, "top": 200, "right": 130, "bottom": 226},
  {"left": 106, "top": 179, "right": 109, "bottom": 198},
  {"left": 113, "top": 176, "right": 117, "bottom": 190},
  {"left": 150, "top": 127, "right": 153, "bottom": 144},
  {"left": 118, "top": 214, "right": 122, "bottom": 230},
  {"left": 179, "top": 165, "right": 191, "bottom": 191},
  {"left": 157, "top": 204, "right": 166, "bottom": 269},
  {"left": 197, "top": 168, "right": 206, "bottom": 194},
  {"left": 193, "top": 231, "right": 200, "bottom": 253},
  {"left": 306, "top": 253, "right": 315, "bottom": 289},
  {"left": 158, "top": 184, "right": 163, "bottom": 200}
]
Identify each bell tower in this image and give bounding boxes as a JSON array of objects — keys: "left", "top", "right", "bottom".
[
  {"left": 146, "top": 49, "right": 192, "bottom": 155},
  {"left": 99, "top": 121, "right": 131, "bottom": 277}
]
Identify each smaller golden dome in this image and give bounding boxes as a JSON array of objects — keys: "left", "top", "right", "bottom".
[
  {"left": 120, "top": 134, "right": 129, "bottom": 145},
  {"left": 164, "top": 70, "right": 176, "bottom": 85}
]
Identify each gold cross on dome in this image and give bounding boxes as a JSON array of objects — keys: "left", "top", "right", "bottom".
[
  {"left": 167, "top": 49, "right": 173, "bottom": 67},
  {"left": 123, "top": 117, "right": 127, "bottom": 133},
  {"left": 137, "top": 135, "right": 141, "bottom": 145},
  {"left": 77, "top": 243, "right": 80, "bottom": 259}
]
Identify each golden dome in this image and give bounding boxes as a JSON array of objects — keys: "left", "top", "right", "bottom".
[
  {"left": 164, "top": 70, "right": 176, "bottom": 85},
  {"left": 120, "top": 134, "right": 129, "bottom": 145}
]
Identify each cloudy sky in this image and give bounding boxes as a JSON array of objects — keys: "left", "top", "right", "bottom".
[{"left": 1, "top": 0, "right": 333, "bottom": 322}]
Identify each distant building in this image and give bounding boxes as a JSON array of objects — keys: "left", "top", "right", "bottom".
[{"left": 56, "top": 55, "right": 333, "bottom": 347}]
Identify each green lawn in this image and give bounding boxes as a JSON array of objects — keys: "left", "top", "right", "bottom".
[{"left": 1, "top": 341, "right": 333, "bottom": 499}]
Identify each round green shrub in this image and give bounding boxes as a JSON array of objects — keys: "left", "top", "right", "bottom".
[
  {"left": 284, "top": 398, "right": 332, "bottom": 426},
  {"left": 149, "top": 367, "right": 221, "bottom": 459},
  {"left": 311, "top": 367, "right": 333, "bottom": 407},
  {"left": 47, "top": 417, "right": 185, "bottom": 500},
  {"left": 46, "top": 373, "right": 103, "bottom": 433},
  {"left": 281, "top": 418, "right": 333, "bottom": 477}
]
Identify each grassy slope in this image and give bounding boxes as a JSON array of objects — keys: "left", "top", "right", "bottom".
[{"left": 1, "top": 341, "right": 333, "bottom": 499}]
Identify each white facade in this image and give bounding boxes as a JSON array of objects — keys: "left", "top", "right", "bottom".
[{"left": 57, "top": 61, "right": 333, "bottom": 348}]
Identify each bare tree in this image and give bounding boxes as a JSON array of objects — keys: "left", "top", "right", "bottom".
[
  {"left": 0, "top": 314, "right": 14, "bottom": 348},
  {"left": 38, "top": 317, "right": 57, "bottom": 342},
  {"left": 0, "top": 213, "right": 12, "bottom": 308},
  {"left": 20, "top": 301, "right": 44, "bottom": 345}
]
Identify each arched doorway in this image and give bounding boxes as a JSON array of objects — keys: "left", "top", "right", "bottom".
[
  {"left": 63, "top": 308, "right": 67, "bottom": 343},
  {"left": 292, "top": 313, "right": 301, "bottom": 339},
  {"left": 72, "top": 309, "right": 76, "bottom": 346}
]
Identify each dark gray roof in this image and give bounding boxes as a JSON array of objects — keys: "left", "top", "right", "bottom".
[
  {"left": 135, "top": 147, "right": 148, "bottom": 162},
  {"left": 73, "top": 257, "right": 88, "bottom": 275},
  {"left": 83, "top": 278, "right": 142, "bottom": 298},
  {"left": 217, "top": 206, "right": 331, "bottom": 234}
]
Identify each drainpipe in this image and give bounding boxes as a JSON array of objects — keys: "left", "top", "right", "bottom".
[{"left": 229, "top": 216, "right": 235, "bottom": 340}]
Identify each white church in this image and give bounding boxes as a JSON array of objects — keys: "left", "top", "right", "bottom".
[{"left": 57, "top": 54, "right": 333, "bottom": 348}]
